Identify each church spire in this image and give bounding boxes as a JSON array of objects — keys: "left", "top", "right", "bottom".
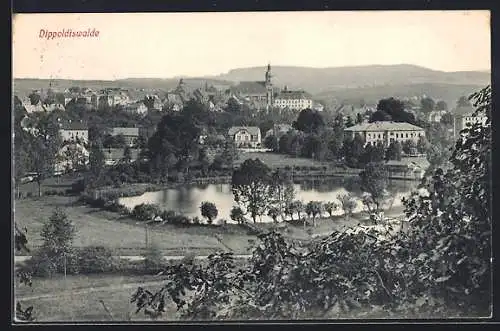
[{"left": 265, "top": 63, "right": 272, "bottom": 85}]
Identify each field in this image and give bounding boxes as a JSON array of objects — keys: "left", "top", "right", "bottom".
[
  {"left": 14, "top": 196, "right": 258, "bottom": 256},
  {"left": 235, "top": 151, "right": 332, "bottom": 169},
  {"left": 15, "top": 271, "right": 463, "bottom": 322},
  {"left": 15, "top": 274, "right": 175, "bottom": 322}
]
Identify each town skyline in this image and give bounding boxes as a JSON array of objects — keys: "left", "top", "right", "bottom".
[{"left": 13, "top": 11, "right": 490, "bottom": 80}]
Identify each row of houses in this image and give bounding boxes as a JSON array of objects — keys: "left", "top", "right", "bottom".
[{"left": 20, "top": 65, "right": 325, "bottom": 116}]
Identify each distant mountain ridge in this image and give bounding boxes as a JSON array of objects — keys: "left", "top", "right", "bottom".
[{"left": 207, "top": 64, "right": 490, "bottom": 94}]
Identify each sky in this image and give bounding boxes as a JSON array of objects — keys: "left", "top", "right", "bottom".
[{"left": 12, "top": 11, "right": 491, "bottom": 80}]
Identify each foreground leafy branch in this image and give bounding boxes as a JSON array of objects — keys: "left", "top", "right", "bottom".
[{"left": 131, "top": 86, "right": 491, "bottom": 320}]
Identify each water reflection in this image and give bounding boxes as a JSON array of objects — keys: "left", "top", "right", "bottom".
[{"left": 119, "top": 179, "right": 418, "bottom": 223}]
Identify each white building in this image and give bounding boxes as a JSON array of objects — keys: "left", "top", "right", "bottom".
[
  {"left": 344, "top": 121, "right": 425, "bottom": 147},
  {"left": 427, "top": 110, "right": 448, "bottom": 123},
  {"left": 454, "top": 113, "right": 488, "bottom": 137},
  {"left": 124, "top": 102, "right": 148, "bottom": 115},
  {"left": 59, "top": 122, "right": 89, "bottom": 144},
  {"left": 228, "top": 126, "right": 262, "bottom": 148},
  {"left": 273, "top": 88, "right": 313, "bottom": 111}
]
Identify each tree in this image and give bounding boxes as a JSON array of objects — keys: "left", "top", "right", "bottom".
[
  {"left": 370, "top": 97, "right": 416, "bottom": 124},
  {"left": 402, "top": 140, "right": 417, "bottom": 155},
  {"left": 230, "top": 206, "right": 245, "bottom": 224},
  {"left": 289, "top": 200, "right": 304, "bottom": 223},
  {"left": 147, "top": 110, "right": 202, "bottom": 176},
  {"left": 436, "top": 100, "right": 448, "bottom": 111},
  {"left": 27, "top": 117, "right": 63, "bottom": 196},
  {"left": 457, "top": 95, "right": 472, "bottom": 107},
  {"left": 198, "top": 147, "right": 210, "bottom": 176},
  {"left": 200, "top": 201, "right": 218, "bottom": 225},
  {"left": 355, "top": 113, "right": 364, "bottom": 124},
  {"left": 420, "top": 97, "right": 435, "bottom": 113},
  {"left": 343, "top": 134, "right": 365, "bottom": 168},
  {"left": 416, "top": 135, "right": 431, "bottom": 154},
  {"left": 103, "top": 134, "right": 127, "bottom": 149},
  {"left": 292, "top": 109, "right": 325, "bottom": 134},
  {"left": 33, "top": 208, "right": 77, "bottom": 276},
  {"left": 28, "top": 92, "right": 41, "bottom": 105},
  {"left": 385, "top": 141, "right": 402, "bottom": 161},
  {"left": 136, "top": 135, "right": 148, "bottom": 149},
  {"left": 305, "top": 201, "right": 323, "bottom": 228},
  {"left": 220, "top": 141, "right": 237, "bottom": 169},
  {"left": 323, "top": 201, "right": 339, "bottom": 219},
  {"left": 264, "top": 135, "right": 279, "bottom": 151},
  {"left": 267, "top": 207, "right": 281, "bottom": 224},
  {"left": 226, "top": 97, "right": 242, "bottom": 112},
  {"left": 131, "top": 88, "right": 492, "bottom": 319},
  {"left": 14, "top": 128, "right": 32, "bottom": 198},
  {"left": 337, "top": 193, "right": 357, "bottom": 220},
  {"left": 301, "top": 134, "right": 324, "bottom": 160},
  {"left": 440, "top": 112, "right": 454, "bottom": 127},
  {"left": 359, "top": 162, "right": 389, "bottom": 222},
  {"left": 269, "top": 169, "right": 292, "bottom": 217},
  {"left": 232, "top": 159, "right": 272, "bottom": 223},
  {"left": 402, "top": 85, "right": 491, "bottom": 312}
]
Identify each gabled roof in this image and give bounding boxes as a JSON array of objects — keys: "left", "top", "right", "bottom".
[
  {"left": 275, "top": 90, "right": 312, "bottom": 100},
  {"left": 344, "top": 121, "right": 424, "bottom": 132},
  {"left": 231, "top": 81, "right": 267, "bottom": 95},
  {"left": 228, "top": 126, "right": 261, "bottom": 137}
]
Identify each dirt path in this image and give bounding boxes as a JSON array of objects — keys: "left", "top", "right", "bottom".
[{"left": 16, "top": 279, "right": 167, "bottom": 301}]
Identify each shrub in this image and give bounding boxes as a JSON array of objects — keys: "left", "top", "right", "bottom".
[
  {"left": 161, "top": 210, "right": 176, "bottom": 222},
  {"left": 169, "top": 215, "right": 191, "bottom": 226},
  {"left": 70, "top": 179, "right": 85, "bottom": 194},
  {"left": 181, "top": 252, "right": 196, "bottom": 265},
  {"left": 143, "top": 245, "right": 165, "bottom": 274},
  {"left": 28, "top": 247, "right": 80, "bottom": 277},
  {"left": 77, "top": 246, "right": 118, "bottom": 274},
  {"left": 132, "top": 203, "right": 162, "bottom": 222}
]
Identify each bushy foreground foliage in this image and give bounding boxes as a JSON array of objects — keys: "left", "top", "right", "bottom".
[{"left": 131, "top": 86, "right": 491, "bottom": 320}]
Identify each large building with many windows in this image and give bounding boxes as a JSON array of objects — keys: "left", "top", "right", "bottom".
[
  {"left": 273, "top": 87, "right": 313, "bottom": 111},
  {"left": 344, "top": 121, "right": 425, "bottom": 147}
]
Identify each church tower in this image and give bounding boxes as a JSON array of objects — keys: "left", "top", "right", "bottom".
[{"left": 265, "top": 63, "right": 273, "bottom": 110}]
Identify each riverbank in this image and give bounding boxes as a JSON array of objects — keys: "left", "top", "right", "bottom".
[{"left": 15, "top": 194, "right": 407, "bottom": 259}]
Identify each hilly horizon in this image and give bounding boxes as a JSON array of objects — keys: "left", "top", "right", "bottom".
[
  {"left": 14, "top": 64, "right": 490, "bottom": 108},
  {"left": 207, "top": 64, "right": 490, "bottom": 94}
]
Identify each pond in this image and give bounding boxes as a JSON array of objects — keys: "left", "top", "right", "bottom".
[{"left": 118, "top": 178, "right": 418, "bottom": 223}]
